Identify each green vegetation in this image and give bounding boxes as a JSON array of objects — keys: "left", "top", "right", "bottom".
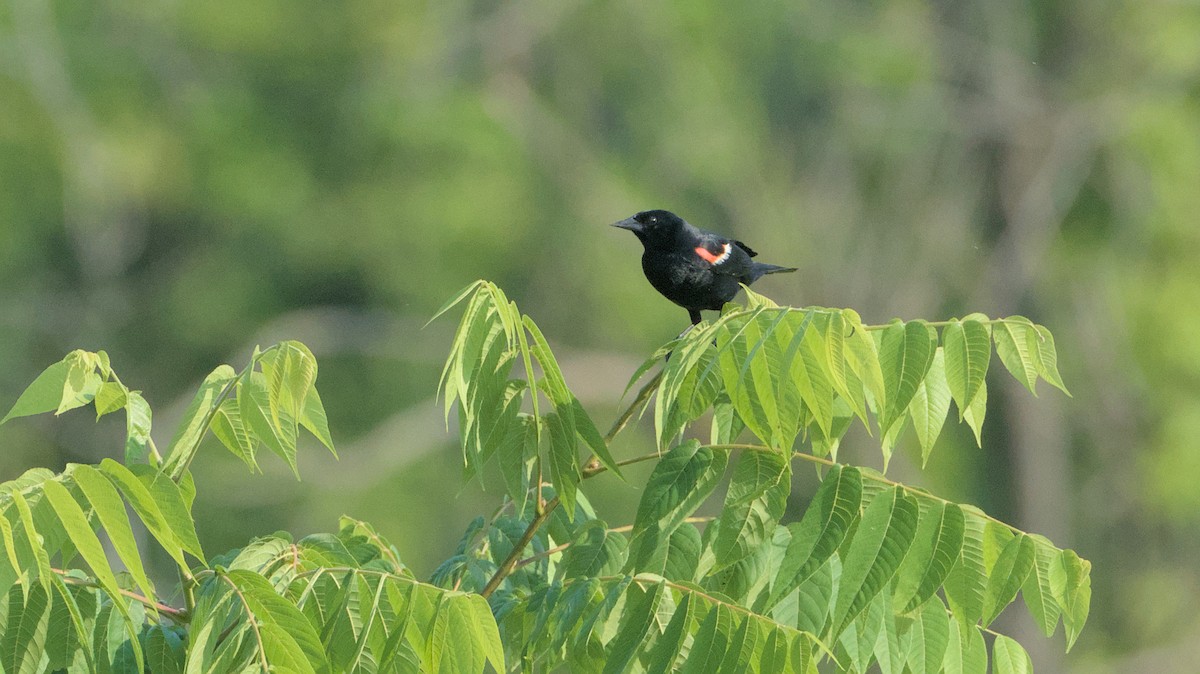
[
  {"left": 0, "top": 281, "right": 1084, "bottom": 671},
  {"left": 3, "top": 1, "right": 1198, "bottom": 670}
]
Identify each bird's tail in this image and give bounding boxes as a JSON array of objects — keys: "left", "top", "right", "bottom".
[{"left": 750, "top": 262, "right": 798, "bottom": 281}]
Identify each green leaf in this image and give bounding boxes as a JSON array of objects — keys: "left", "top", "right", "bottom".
[
  {"left": 546, "top": 410, "right": 581, "bottom": 517},
  {"left": 261, "top": 341, "right": 318, "bottom": 425},
  {"left": 785, "top": 557, "right": 835, "bottom": 636},
  {"left": 226, "top": 569, "right": 330, "bottom": 673},
  {"left": 840, "top": 592, "right": 884, "bottom": 673},
  {"left": 646, "top": 591, "right": 693, "bottom": 674},
  {"left": 145, "top": 625, "right": 185, "bottom": 674},
  {"left": 982, "top": 534, "right": 1035, "bottom": 626},
  {"left": 48, "top": 577, "right": 94, "bottom": 672},
  {"left": 944, "top": 506, "right": 987, "bottom": 629},
  {"left": 1, "top": 584, "right": 50, "bottom": 674},
  {"left": 98, "top": 460, "right": 201, "bottom": 567},
  {"left": 93, "top": 381, "right": 128, "bottom": 419},
  {"left": 572, "top": 396, "right": 622, "bottom": 479},
  {"left": 842, "top": 309, "right": 887, "bottom": 414},
  {"left": 211, "top": 398, "right": 258, "bottom": 471},
  {"left": 943, "top": 620, "right": 987, "bottom": 674},
  {"left": 655, "top": 318, "right": 727, "bottom": 449},
  {"left": 240, "top": 371, "right": 300, "bottom": 477},
  {"left": 130, "top": 464, "right": 204, "bottom": 562},
  {"left": 1050, "top": 549, "right": 1091, "bottom": 651},
  {"left": 464, "top": 592, "right": 505, "bottom": 672},
  {"left": 41, "top": 479, "right": 145, "bottom": 668},
  {"left": 300, "top": 386, "right": 336, "bottom": 456},
  {"left": 96, "top": 460, "right": 186, "bottom": 572},
  {"left": 41, "top": 479, "right": 125, "bottom": 601},
  {"left": 993, "top": 318, "right": 1040, "bottom": 394},
  {"left": 123, "top": 391, "right": 153, "bottom": 465},
  {"left": 0, "top": 514, "right": 20, "bottom": 597},
  {"left": 768, "top": 465, "right": 861, "bottom": 609},
  {"left": 713, "top": 450, "right": 790, "bottom": 571},
  {"left": 1, "top": 359, "right": 71, "bottom": 424},
  {"left": 943, "top": 320, "right": 991, "bottom": 421},
  {"left": 961, "top": 383, "right": 987, "bottom": 448},
  {"left": 791, "top": 313, "right": 835, "bottom": 438},
  {"left": 4, "top": 489, "right": 52, "bottom": 592},
  {"left": 894, "top": 501, "right": 965, "bottom": 613},
  {"left": 679, "top": 603, "right": 734, "bottom": 674},
  {"left": 715, "top": 613, "right": 760, "bottom": 674},
  {"left": 909, "top": 349, "right": 953, "bottom": 466},
  {"left": 427, "top": 279, "right": 488, "bottom": 327},
  {"left": 640, "top": 523, "right": 704, "bottom": 582},
  {"left": 871, "top": 593, "right": 905, "bottom": 674},
  {"left": 70, "top": 465, "right": 156, "bottom": 606},
  {"left": 717, "top": 309, "right": 802, "bottom": 450},
  {"left": 496, "top": 413, "right": 536, "bottom": 513},
  {"left": 57, "top": 351, "right": 103, "bottom": 416},
  {"left": 561, "top": 520, "right": 627, "bottom": 579},
  {"left": 163, "top": 365, "right": 237, "bottom": 471},
  {"left": 603, "top": 581, "right": 665, "bottom": 674},
  {"left": 907, "top": 596, "right": 950, "bottom": 674},
  {"left": 1022, "top": 536, "right": 1063, "bottom": 638},
  {"left": 992, "top": 634, "right": 1032, "bottom": 674},
  {"left": 878, "top": 320, "right": 937, "bottom": 436},
  {"left": 833, "top": 486, "right": 919, "bottom": 634},
  {"left": 820, "top": 312, "right": 861, "bottom": 423},
  {"left": 441, "top": 289, "right": 506, "bottom": 424},
  {"left": 627, "top": 441, "right": 728, "bottom": 572},
  {"left": 1032, "top": 325, "right": 1070, "bottom": 395}
]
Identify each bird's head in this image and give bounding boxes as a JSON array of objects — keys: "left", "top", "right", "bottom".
[{"left": 611, "top": 209, "right": 685, "bottom": 247}]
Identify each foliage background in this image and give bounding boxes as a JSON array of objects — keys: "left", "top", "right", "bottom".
[{"left": 1, "top": 0, "right": 1197, "bottom": 670}]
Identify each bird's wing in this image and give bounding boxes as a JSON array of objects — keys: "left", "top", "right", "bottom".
[
  {"left": 732, "top": 240, "right": 758, "bottom": 257},
  {"left": 694, "top": 235, "right": 755, "bottom": 276}
]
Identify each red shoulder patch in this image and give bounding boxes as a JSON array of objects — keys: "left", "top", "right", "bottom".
[
  {"left": 694, "top": 246, "right": 722, "bottom": 263},
  {"left": 695, "top": 242, "right": 732, "bottom": 265}
]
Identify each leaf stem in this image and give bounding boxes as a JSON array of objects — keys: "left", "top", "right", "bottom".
[
  {"left": 705, "top": 443, "right": 1034, "bottom": 537},
  {"left": 481, "top": 367, "right": 666, "bottom": 598},
  {"left": 168, "top": 347, "right": 270, "bottom": 482},
  {"left": 861, "top": 317, "right": 1032, "bottom": 331},
  {"left": 512, "top": 517, "right": 713, "bottom": 571},
  {"left": 218, "top": 571, "right": 270, "bottom": 672},
  {"left": 603, "top": 369, "right": 664, "bottom": 444},
  {"left": 54, "top": 569, "right": 189, "bottom": 622}
]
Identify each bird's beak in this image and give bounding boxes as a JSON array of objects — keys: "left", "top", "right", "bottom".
[{"left": 611, "top": 217, "right": 642, "bottom": 232}]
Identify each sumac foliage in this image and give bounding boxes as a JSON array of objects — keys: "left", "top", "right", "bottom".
[{"left": 0, "top": 281, "right": 1087, "bottom": 672}]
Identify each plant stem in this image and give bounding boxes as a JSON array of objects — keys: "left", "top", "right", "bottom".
[
  {"left": 706, "top": 443, "right": 1033, "bottom": 537},
  {"left": 181, "top": 568, "right": 197, "bottom": 616},
  {"left": 861, "top": 317, "right": 1032, "bottom": 331},
  {"left": 218, "top": 571, "right": 270, "bottom": 672},
  {"left": 512, "top": 517, "right": 712, "bottom": 571},
  {"left": 55, "top": 569, "right": 189, "bottom": 622},
  {"left": 168, "top": 374, "right": 241, "bottom": 482},
  {"left": 480, "top": 496, "right": 559, "bottom": 598},
  {"left": 603, "top": 369, "right": 664, "bottom": 444},
  {"left": 481, "top": 366, "right": 666, "bottom": 598}
]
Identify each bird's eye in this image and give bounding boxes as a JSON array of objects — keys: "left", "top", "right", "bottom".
[{"left": 647, "top": 215, "right": 658, "bottom": 223}]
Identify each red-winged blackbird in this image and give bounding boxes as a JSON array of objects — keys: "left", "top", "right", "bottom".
[{"left": 613, "top": 209, "right": 797, "bottom": 325}]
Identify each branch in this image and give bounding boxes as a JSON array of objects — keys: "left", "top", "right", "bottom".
[
  {"left": 479, "top": 496, "right": 559, "bottom": 598},
  {"left": 481, "top": 367, "right": 665, "bottom": 598}
]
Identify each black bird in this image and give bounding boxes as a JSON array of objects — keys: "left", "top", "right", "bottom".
[{"left": 613, "top": 209, "right": 797, "bottom": 325}]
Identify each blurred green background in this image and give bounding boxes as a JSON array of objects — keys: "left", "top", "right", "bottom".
[{"left": 2, "top": 0, "right": 1199, "bottom": 670}]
